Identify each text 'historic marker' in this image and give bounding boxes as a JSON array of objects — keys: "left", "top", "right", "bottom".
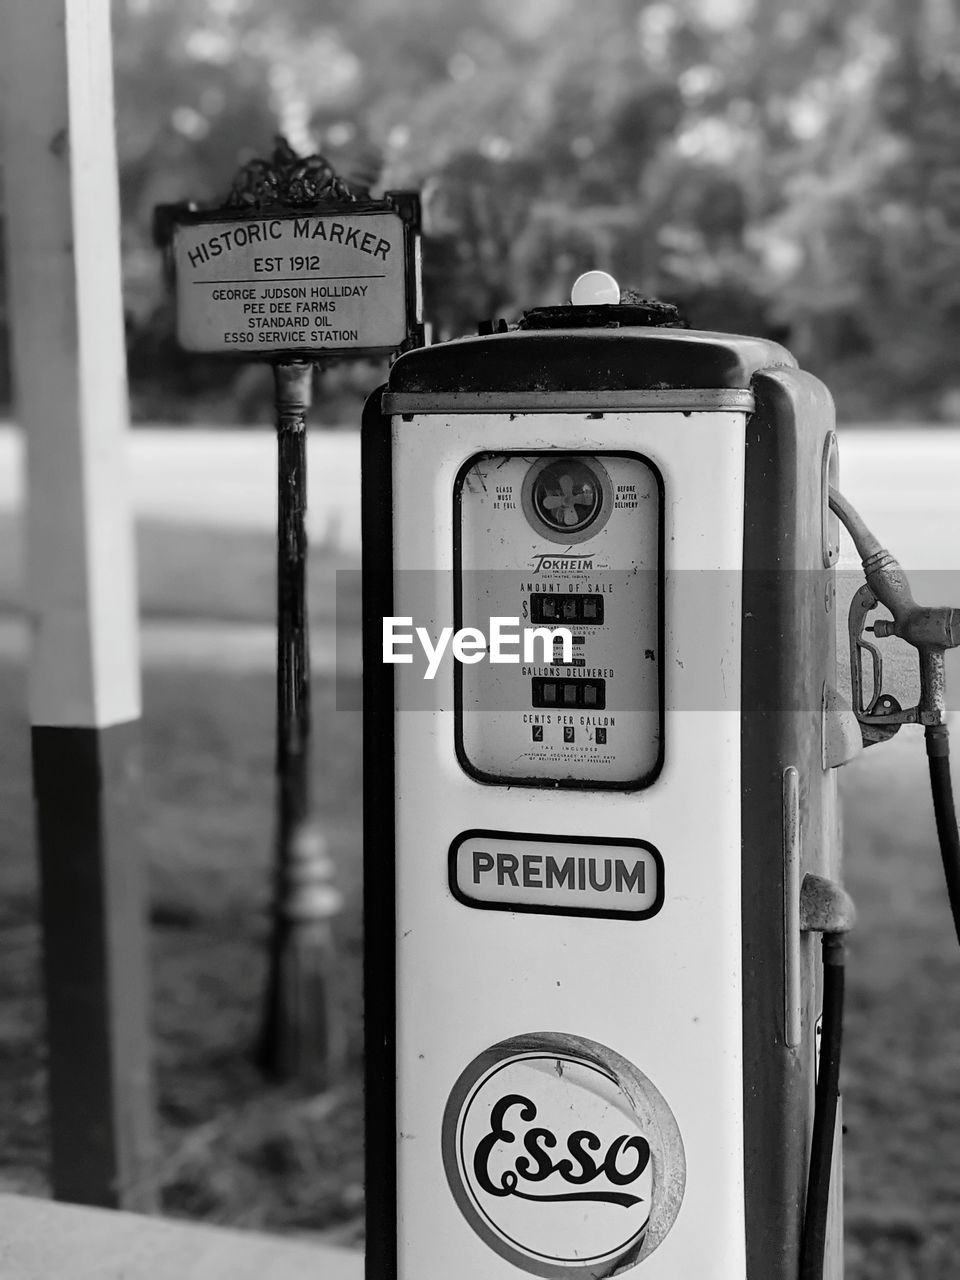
[{"left": 173, "top": 211, "right": 409, "bottom": 354}]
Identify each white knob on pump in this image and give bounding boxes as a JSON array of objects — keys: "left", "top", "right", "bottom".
[{"left": 570, "top": 270, "right": 621, "bottom": 306}]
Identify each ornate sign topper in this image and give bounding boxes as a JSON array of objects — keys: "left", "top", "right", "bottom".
[
  {"left": 156, "top": 136, "right": 422, "bottom": 360},
  {"left": 442, "top": 1033, "right": 686, "bottom": 1278}
]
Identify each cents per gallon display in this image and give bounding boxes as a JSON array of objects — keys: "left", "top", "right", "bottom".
[{"left": 172, "top": 210, "right": 411, "bottom": 355}]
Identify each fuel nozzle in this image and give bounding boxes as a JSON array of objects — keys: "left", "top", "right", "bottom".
[
  {"left": 870, "top": 605, "right": 960, "bottom": 648},
  {"left": 830, "top": 486, "right": 960, "bottom": 651},
  {"left": 830, "top": 486, "right": 960, "bottom": 727}
]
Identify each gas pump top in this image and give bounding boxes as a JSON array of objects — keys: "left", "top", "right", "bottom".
[
  {"left": 384, "top": 267, "right": 795, "bottom": 405},
  {"left": 383, "top": 320, "right": 795, "bottom": 402}
]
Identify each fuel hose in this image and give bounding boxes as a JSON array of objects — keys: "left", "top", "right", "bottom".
[
  {"left": 828, "top": 486, "right": 960, "bottom": 946},
  {"left": 797, "top": 728, "right": 960, "bottom": 1280},
  {"left": 800, "top": 488, "right": 960, "bottom": 1280},
  {"left": 925, "top": 724, "right": 960, "bottom": 947},
  {"left": 798, "top": 934, "right": 845, "bottom": 1280}
]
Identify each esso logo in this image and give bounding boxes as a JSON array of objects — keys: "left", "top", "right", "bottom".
[{"left": 442, "top": 1033, "right": 685, "bottom": 1278}]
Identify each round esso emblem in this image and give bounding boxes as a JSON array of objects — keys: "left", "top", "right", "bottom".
[{"left": 442, "top": 1033, "right": 686, "bottom": 1278}]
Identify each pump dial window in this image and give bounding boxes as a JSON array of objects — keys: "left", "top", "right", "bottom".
[
  {"left": 522, "top": 456, "right": 613, "bottom": 544},
  {"left": 455, "top": 448, "right": 662, "bottom": 789}
]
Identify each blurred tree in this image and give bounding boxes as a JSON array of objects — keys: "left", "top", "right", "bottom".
[{"left": 2, "top": 0, "right": 957, "bottom": 421}]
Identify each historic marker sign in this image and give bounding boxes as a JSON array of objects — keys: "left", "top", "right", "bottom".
[
  {"left": 153, "top": 142, "right": 422, "bottom": 1092},
  {"left": 173, "top": 210, "right": 413, "bottom": 355}
]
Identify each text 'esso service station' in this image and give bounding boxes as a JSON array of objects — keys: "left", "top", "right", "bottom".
[{"left": 361, "top": 271, "right": 960, "bottom": 1280}]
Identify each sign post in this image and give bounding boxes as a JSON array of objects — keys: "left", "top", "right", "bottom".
[{"left": 156, "top": 138, "right": 422, "bottom": 1088}]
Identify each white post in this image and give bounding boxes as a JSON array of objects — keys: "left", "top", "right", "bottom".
[{"left": 0, "top": 0, "right": 154, "bottom": 1209}]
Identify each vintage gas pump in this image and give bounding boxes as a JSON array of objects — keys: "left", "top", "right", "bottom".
[{"left": 360, "top": 273, "right": 960, "bottom": 1279}]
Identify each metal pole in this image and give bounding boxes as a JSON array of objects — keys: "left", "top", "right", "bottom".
[{"left": 257, "top": 361, "right": 344, "bottom": 1089}]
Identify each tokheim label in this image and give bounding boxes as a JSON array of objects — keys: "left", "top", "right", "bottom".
[{"left": 442, "top": 1033, "right": 685, "bottom": 1278}]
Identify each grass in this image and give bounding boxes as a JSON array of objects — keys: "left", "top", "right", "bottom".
[
  {"left": 840, "top": 726, "right": 960, "bottom": 1279},
  {"left": 0, "top": 511, "right": 359, "bottom": 624},
  {"left": 0, "top": 662, "right": 365, "bottom": 1244}
]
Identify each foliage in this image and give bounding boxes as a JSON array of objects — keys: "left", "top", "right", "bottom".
[{"left": 4, "top": 0, "right": 960, "bottom": 421}]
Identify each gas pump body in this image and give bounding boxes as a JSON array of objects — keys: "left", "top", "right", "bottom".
[{"left": 362, "top": 319, "right": 844, "bottom": 1278}]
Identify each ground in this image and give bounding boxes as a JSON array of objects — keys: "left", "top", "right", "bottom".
[
  {"left": 0, "top": 662, "right": 366, "bottom": 1245},
  {"left": 0, "top": 483, "right": 959, "bottom": 1275},
  {"left": 842, "top": 728, "right": 960, "bottom": 1278},
  {"left": 0, "top": 521, "right": 368, "bottom": 1248}
]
